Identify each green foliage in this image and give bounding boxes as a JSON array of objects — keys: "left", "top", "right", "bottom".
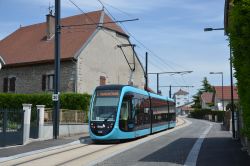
[
  {"left": 192, "top": 77, "right": 214, "bottom": 109},
  {"left": 229, "top": 0, "right": 250, "bottom": 138},
  {"left": 0, "top": 93, "right": 91, "bottom": 111},
  {"left": 190, "top": 109, "right": 224, "bottom": 122},
  {"left": 200, "top": 77, "right": 214, "bottom": 93}
]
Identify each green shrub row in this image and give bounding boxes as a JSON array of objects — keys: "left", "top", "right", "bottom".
[
  {"left": 229, "top": 0, "right": 250, "bottom": 138},
  {"left": 0, "top": 93, "right": 91, "bottom": 111},
  {"left": 189, "top": 109, "right": 224, "bottom": 122}
]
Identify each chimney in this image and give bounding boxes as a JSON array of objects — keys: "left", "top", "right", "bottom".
[{"left": 46, "top": 13, "right": 55, "bottom": 40}]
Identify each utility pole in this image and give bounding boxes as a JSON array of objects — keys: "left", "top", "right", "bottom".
[
  {"left": 156, "top": 73, "right": 159, "bottom": 94},
  {"left": 160, "top": 85, "right": 194, "bottom": 98},
  {"left": 53, "top": 0, "right": 61, "bottom": 139},
  {"left": 145, "top": 52, "right": 148, "bottom": 91},
  {"left": 230, "top": 46, "right": 236, "bottom": 139}
]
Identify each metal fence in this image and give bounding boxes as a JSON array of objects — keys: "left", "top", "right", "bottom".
[{"left": 0, "top": 109, "right": 24, "bottom": 147}]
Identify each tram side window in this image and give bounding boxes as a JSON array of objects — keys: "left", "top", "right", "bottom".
[
  {"left": 134, "top": 96, "right": 150, "bottom": 128},
  {"left": 151, "top": 98, "right": 169, "bottom": 125},
  {"left": 169, "top": 104, "right": 176, "bottom": 122},
  {"left": 119, "top": 101, "right": 129, "bottom": 131},
  {"left": 119, "top": 93, "right": 134, "bottom": 131}
]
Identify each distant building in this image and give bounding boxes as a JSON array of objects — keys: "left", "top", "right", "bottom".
[
  {"left": 0, "top": 10, "right": 145, "bottom": 94},
  {"left": 213, "top": 86, "right": 239, "bottom": 111},
  {"left": 173, "top": 89, "right": 189, "bottom": 108},
  {"left": 200, "top": 92, "right": 214, "bottom": 110},
  {"left": 176, "top": 101, "right": 194, "bottom": 115}
]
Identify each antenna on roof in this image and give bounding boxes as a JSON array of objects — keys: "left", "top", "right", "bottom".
[
  {"left": 48, "top": 2, "right": 54, "bottom": 15},
  {"left": 97, "top": 0, "right": 105, "bottom": 10}
]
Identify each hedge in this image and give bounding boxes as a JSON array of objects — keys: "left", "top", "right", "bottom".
[
  {"left": 229, "top": 0, "right": 250, "bottom": 138},
  {"left": 189, "top": 109, "right": 224, "bottom": 122},
  {"left": 0, "top": 93, "right": 91, "bottom": 111}
]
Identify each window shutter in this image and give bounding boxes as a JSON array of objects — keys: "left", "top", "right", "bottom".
[
  {"left": 3, "top": 77, "right": 8, "bottom": 92},
  {"left": 42, "top": 75, "right": 46, "bottom": 91},
  {"left": 9, "top": 77, "right": 16, "bottom": 92}
]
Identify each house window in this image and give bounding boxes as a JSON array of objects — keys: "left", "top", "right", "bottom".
[
  {"left": 100, "top": 76, "right": 106, "bottom": 86},
  {"left": 3, "top": 77, "right": 16, "bottom": 93},
  {"left": 42, "top": 74, "right": 54, "bottom": 91}
]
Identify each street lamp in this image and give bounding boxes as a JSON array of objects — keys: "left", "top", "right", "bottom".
[
  {"left": 204, "top": 27, "right": 236, "bottom": 139},
  {"left": 210, "top": 72, "right": 224, "bottom": 111},
  {"left": 204, "top": 27, "right": 225, "bottom": 31}
]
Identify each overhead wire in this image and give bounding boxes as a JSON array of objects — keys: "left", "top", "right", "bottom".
[
  {"left": 68, "top": 0, "right": 189, "bottom": 89},
  {"left": 97, "top": 0, "right": 191, "bottom": 73},
  {"left": 97, "top": 1, "right": 194, "bottom": 90}
]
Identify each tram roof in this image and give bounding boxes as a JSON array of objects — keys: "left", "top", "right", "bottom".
[{"left": 95, "top": 85, "right": 175, "bottom": 102}]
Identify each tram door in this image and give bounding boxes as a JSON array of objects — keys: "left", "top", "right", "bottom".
[{"left": 119, "top": 94, "right": 134, "bottom": 132}]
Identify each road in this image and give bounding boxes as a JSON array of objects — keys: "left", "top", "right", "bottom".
[{"left": 1, "top": 118, "right": 248, "bottom": 166}]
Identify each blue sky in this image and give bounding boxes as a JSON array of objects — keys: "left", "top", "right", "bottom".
[{"left": 0, "top": 0, "right": 231, "bottom": 98}]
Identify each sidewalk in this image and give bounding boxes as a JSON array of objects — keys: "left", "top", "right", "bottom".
[
  {"left": 0, "top": 133, "right": 89, "bottom": 158},
  {"left": 197, "top": 122, "right": 250, "bottom": 166}
]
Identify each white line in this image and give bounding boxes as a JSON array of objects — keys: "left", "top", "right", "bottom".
[{"left": 184, "top": 123, "right": 213, "bottom": 166}]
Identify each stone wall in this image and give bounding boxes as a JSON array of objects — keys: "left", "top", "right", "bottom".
[{"left": 0, "top": 61, "right": 76, "bottom": 93}]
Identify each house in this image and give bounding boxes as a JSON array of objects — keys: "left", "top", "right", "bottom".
[
  {"left": 176, "top": 101, "right": 194, "bottom": 115},
  {"left": 0, "top": 10, "right": 145, "bottom": 94},
  {"left": 200, "top": 92, "right": 214, "bottom": 109},
  {"left": 173, "top": 89, "right": 189, "bottom": 108},
  {"left": 213, "top": 86, "right": 239, "bottom": 111}
]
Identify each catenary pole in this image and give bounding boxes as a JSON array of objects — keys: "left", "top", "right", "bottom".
[
  {"left": 230, "top": 45, "right": 236, "bottom": 139},
  {"left": 145, "top": 52, "right": 148, "bottom": 91},
  {"left": 53, "top": 0, "right": 61, "bottom": 139}
]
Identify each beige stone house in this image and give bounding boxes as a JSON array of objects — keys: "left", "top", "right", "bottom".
[{"left": 0, "top": 10, "right": 145, "bottom": 94}]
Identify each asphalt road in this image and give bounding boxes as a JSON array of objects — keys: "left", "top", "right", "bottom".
[
  {"left": 95, "top": 118, "right": 210, "bottom": 166},
  {"left": 2, "top": 118, "right": 250, "bottom": 166}
]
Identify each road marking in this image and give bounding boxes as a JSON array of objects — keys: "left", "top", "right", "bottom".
[{"left": 184, "top": 122, "right": 213, "bottom": 166}]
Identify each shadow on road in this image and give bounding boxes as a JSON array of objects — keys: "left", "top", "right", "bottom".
[{"left": 139, "top": 137, "right": 197, "bottom": 165}]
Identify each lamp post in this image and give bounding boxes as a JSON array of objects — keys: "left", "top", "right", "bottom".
[
  {"left": 210, "top": 72, "right": 224, "bottom": 111},
  {"left": 204, "top": 27, "right": 236, "bottom": 139}
]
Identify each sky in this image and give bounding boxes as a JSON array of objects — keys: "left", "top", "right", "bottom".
[{"left": 0, "top": 0, "right": 232, "bottom": 99}]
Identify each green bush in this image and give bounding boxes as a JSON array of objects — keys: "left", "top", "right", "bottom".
[
  {"left": 0, "top": 93, "right": 91, "bottom": 111},
  {"left": 190, "top": 109, "right": 224, "bottom": 122},
  {"left": 229, "top": 0, "right": 250, "bottom": 138}
]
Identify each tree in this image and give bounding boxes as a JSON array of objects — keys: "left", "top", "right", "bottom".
[
  {"left": 192, "top": 77, "right": 214, "bottom": 109},
  {"left": 200, "top": 77, "right": 214, "bottom": 93}
]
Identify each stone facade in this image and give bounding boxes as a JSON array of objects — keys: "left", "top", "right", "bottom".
[{"left": 0, "top": 61, "right": 76, "bottom": 93}]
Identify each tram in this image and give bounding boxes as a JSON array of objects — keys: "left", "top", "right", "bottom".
[{"left": 89, "top": 85, "right": 176, "bottom": 141}]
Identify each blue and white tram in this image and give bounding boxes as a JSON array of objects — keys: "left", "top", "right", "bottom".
[{"left": 89, "top": 85, "right": 176, "bottom": 141}]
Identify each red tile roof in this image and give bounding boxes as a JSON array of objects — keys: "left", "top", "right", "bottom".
[
  {"left": 174, "top": 89, "right": 189, "bottom": 96},
  {"left": 0, "top": 10, "right": 126, "bottom": 66},
  {"left": 214, "top": 86, "right": 239, "bottom": 100},
  {"left": 201, "top": 92, "right": 213, "bottom": 103}
]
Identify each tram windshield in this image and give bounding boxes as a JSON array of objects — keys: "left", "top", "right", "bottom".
[{"left": 91, "top": 90, "right": 120, "bottom": 121}]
